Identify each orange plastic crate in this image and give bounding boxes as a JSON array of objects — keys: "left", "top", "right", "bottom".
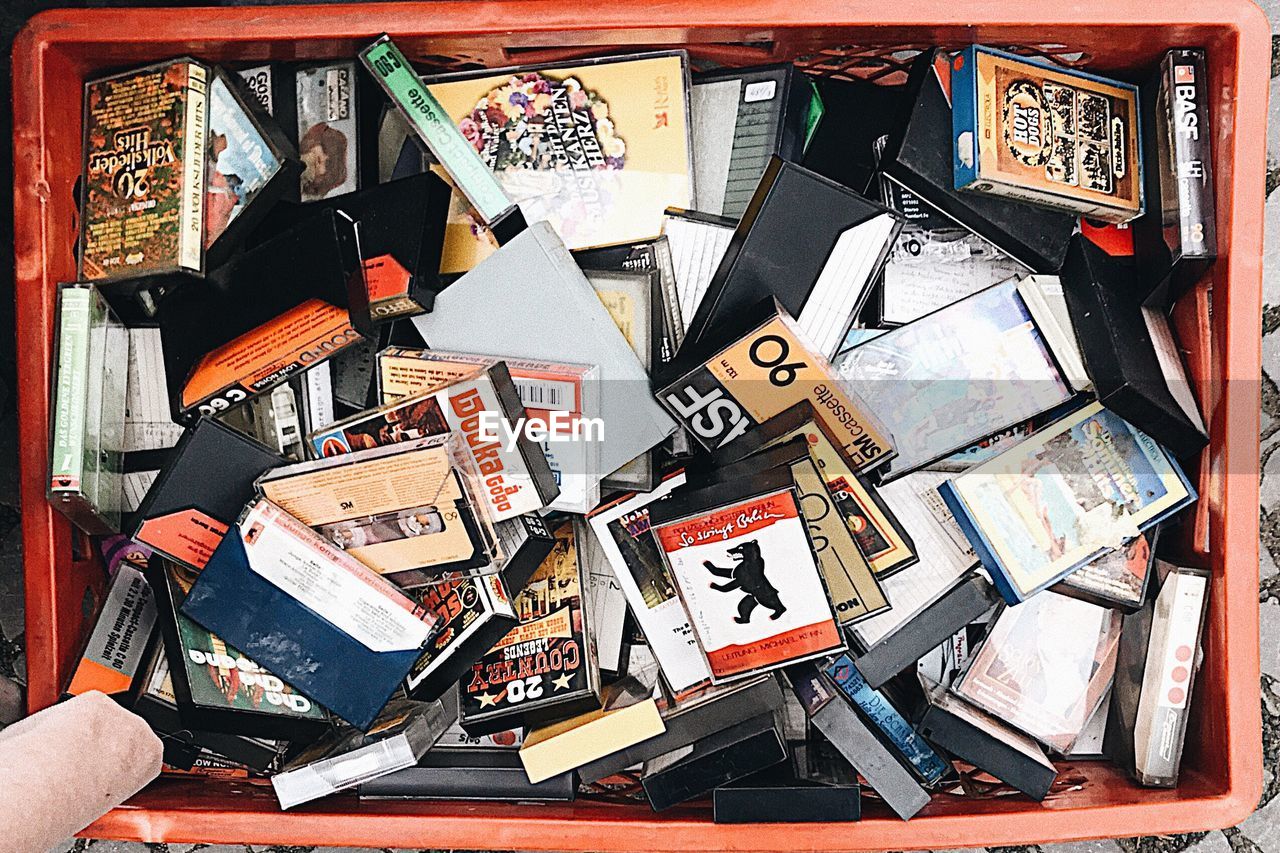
[{"left": 11, "top": 1, "right": 1267, "bottom": 848}]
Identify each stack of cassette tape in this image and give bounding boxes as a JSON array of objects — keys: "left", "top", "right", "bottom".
[{"left": 51, "top": 35, "right": 1216, "bottom": 816}]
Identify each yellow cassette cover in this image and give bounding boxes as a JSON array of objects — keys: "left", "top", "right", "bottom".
[{"left": 424, "top": 52, "right": 693, "bottom": 272}]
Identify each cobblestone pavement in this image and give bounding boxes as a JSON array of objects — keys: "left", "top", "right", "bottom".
[{"left": 1, "top": 1, "right": 1277, "bottom": 852}]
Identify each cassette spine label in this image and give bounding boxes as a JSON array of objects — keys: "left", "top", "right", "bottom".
[
  {"left": 360, "top": 37, "right": 513, "bottom": 225},
  {"left": 51, "top": 288, "right": 91, "bottom": 492},
  {"left": 180, "top": 64, "right": 208, "bottom": 272},
  {"left": 823, "top": 653, "right": 949, "bottom": 784}
]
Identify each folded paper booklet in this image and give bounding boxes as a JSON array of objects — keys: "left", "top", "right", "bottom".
[
  {"left": 939, "top": 401, "right": 1196, "bottom": 603},
  {"left": 181, "top": 498, "right": 440, "bottom": 730},
  {"left": 259, "top": 435, "right": 502, "bottom": 582},
  {"left": 953, "top": 590, "right": 1122, "bottom": 754},
  {"left": 581, "top": 518, "right": 628, "bottom": 673},
  {"left": 649, "top": 468, "right": 844, "bottom": 684}
]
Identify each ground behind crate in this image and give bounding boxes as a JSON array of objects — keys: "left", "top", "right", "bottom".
[{"left": 0, "top": 1, "right": 1275, "bottom": 851}]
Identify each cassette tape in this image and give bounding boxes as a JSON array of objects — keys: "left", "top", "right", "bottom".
[
  {"left": 204, "top": 66, "right": 302, "bottom": 268},
  {"left": 311, "top": 354, "right": 558, "bottom": 521},
  {"left": 657, "top": 299, "right": 893, "bottom": 472},
  {"left": 378, "top": 346, "right": 602, "bottom": 515},
  {"left": 878, "top": 49, "right": 1074, "bottom": 273},
  {"left": 158, "top": 208, "right": 364, "bottom": 424},
  {"left": 674, "top": 157, "right": 902, "bottom": 364},
  {"left": 80, "top": 58, "right": 209, "bottom": 283},
  {"left": 359, "top": 748, "right": 576, "bottom": 802},
  {"left": 294, "top": 59, "right": 378, "bottom": 200},
  {"left": 952, "top": 45, "right": 1143, "bottom": 223},
  {"left": 63, "top": 564, "right": 157, "bottom": 704},
  {"left": 49, "top": 283, "right": 129, "bottom": 534},
  {"left": 458, "top": 519, "right": 602, "bottom": 735},
  {"left": 784, "top": 663, "right": 929, "bottom": 820},
  {"left": 272, "top": 694, "right": 455, "bottom": 809},
  {"left": 181, "top": 498, "right": 442, "bottom": 730},
  {"left": 131, "top": 645, "right": 287, "bottom": 774},
  {"left": 411, "top": 48, "right": 693, "bottom": 273},
  {"left": 687, "top": 400, "right": 917, "bottom": 578},
  {"left": 649, "top": 467, "right": 844, "bottom": 684},
  {"left": 132, "top": 418, "right": 285, "bottom": 570},
  {"left": 640, "top": 712, "right": 787, "bottom": 811},
  {"left": 690, "top": 64, "right": 817, "bottom": 219},
  {"left": 1135, "top": 49, "right": 1217, "bottom": 308},
  {"left": 686, "top": 438, "right": 889, "bottom": 626},
  {"left": 259, "top": 435, "right": 502, "bottom": 582},
  {"left": 235, "top": 63, "right": 296, "bottom": 123},
  {"left": 146, "top": 555, "right": 330, "bottom": 741},
  {"left": 252, "top": 173, "right": 452, "bottom": 336}
]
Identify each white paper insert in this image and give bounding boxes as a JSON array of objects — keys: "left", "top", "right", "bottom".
[{"left": 241, "top": 500, "right": 433, "bottom": 654}]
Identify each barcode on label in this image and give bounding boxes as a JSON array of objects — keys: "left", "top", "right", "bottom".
[{"left": 512, "top": 378, "right": 578, "bottom": 413}]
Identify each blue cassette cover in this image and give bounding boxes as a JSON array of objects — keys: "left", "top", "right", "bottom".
[
  {"left": 182, "top": 498, "right": 439, "bottom": 730},
  {"left": 939, "top": 402, "right": 1195, "bottom": 604},
  {"left": 823, "top": 653, "right": 949, "bottom": 785}
]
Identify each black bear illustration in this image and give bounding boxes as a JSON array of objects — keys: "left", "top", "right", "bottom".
[{"left": 704, "top": 540, "right": 787, "bottom": 624}]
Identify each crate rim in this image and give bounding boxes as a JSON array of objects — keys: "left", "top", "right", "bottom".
[{"left": 10, "top": 0, "right": 1268, "bottom": 848}]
